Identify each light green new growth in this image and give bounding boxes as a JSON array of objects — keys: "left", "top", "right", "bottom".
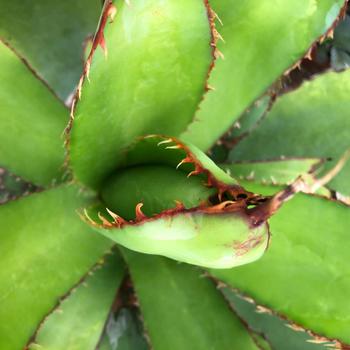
[{"left": 88, "top": 135, "right": 269, "bottom": 269}]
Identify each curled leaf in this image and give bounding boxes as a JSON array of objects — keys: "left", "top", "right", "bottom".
[
  {"left": 82, "top": 135, "right": 345, "bottom": 269},
  {"left": 83, "top": 135, "right": 270, "bottom": 269}
]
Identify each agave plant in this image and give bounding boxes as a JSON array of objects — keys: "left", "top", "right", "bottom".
[{"left": 1, "top": 0, "right": 350, "bottom": 349}]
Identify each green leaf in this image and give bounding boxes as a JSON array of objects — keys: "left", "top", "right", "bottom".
[
  {"left": 0, "top": 0, "right": 102, "bottom": 99},
  {"left": 210, "top": 183, "right": 350, "bottom": 344},
  {"left": 89, "top": 136, "right": 269, "bottom": 269},
  {"left": 221, "top": 158, "right": 322, "bottom": 186},
  {"left": 0, "top": 42, "right": 68, "bottom": 187},
  {"left": 222, "top": 287, "right": 329, "bottom": 350},
  {"left": 99, "top": 135, "right": 242, "bottom": 219},
  {"left": 122, "top": 250, "right": 260, "bottom": 350},
  {"left": 209, "top": 95, "right": 272, "bottom": 164},
  {"left": 180, "top": 0, "right": 346, "bottom": 150},
  {"left": 229, "top": 95, "right": 272, "bottom": 142},
  {"left": 0, "top": 184, "right": 113, "bottom": 350},
  {"left": 69, "top": 0, "right": 213, "bottom": 188},
  {"left": 252, "top": 335, "right": 272, "bottom": 350},
  {"left": 29, "top": 250, "right": 125, "bottom": 350},
  {"left": 102, "top": 165, "right": 215, "bottom": 219},
  {"left": 94, "top": 203, "right": 269, "bottom": 269},
  {"left": 230, "top": 69, "right": 350, "bottom": 197}
]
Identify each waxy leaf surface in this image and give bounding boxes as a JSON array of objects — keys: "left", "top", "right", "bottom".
[
  {"left": 223, "top": 288, "right": 328, "bottom": 350},
  {"left": 29, "top": 251, "right": 125, "bottom": 350},
  {"left": 0, "top": 185, "right": 112, "bottom": 350},
  {"left": 221, "top": 159, "right": 321, "bottom": 186},
  {"left": 230, "top": 69, "right": 350, "bottom": 197},
  {"left": 0, "top": 42, "right": 68, "bottom": 186},
  {"left": 70, "top": 0, "right": 212, "bottom": 188},
  {"left": 93, "top": 136, "right": 269, "bottom": 269},
  {"left": 211, "top": 183, "right": 350, "bottom": 344},
  {"left": 0, "top": 0, "right": 102, "bottom": 99},
  {"left": 123, "top": 250, "right": 259, "bottom": 350},
  {"left": 181, "top": 0, "right": 346, "bottom": 150}
]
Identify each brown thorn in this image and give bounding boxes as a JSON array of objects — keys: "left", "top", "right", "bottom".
[
  {"left": 165, "top": 145, "right": 182, "bottom": 150},
  {"left": 213, "top": 29, "right": 225, "bottom": 43},
  {"left": 176, "top": 156, "right": 193, "bottom": 169},
  {"left": 106, "top": 208, "right": 127, "bottom": 226},
  {"left": 206, "top": 84, "right": 215, "bottom": 91},
  {"left": 214, "top": 48, "right": 225, "bottom": 60},
  {"left": 187, "top": 170, "right": 201, "bottom": 178},
  {"left": 107, "top": 3, "right": 117, "bottom": 22},
  {"left": 212, "top": 9, "right": 223, "bottom": 25},
  {"left": 83, "top": 209, "right": 98, "bottom": 226},
  {"left": 174, "top": 200, "right": 185, "bottom": 210},
  {"left": 157, "top": 138, "right": 173, "bottom": 146},
  {"left": 98, "top": 212, "right": 113, "bottom": 227},
  {"left": 217, "top": 188, "right": 224, "bottom": 202},
  {"left": 135, "top": 203, "right": 147, "bottom": 221}
]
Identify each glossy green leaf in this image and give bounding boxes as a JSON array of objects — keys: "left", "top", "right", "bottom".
[
  {"left": 70, "top": 0, "right": 213, "bottom": 188},
  {"left": 123, "top": 250, "right": 259, "bottom": 350},
  {"left": 221, "top": 159, "right": 321, "bottom": 186},
  {"left": 100, "top": 135, "right": 242, "bottom": 219},
  {"left": 222, "top": 287, "right": 328, "bottom": 350},
  {"left": 0, "top": 42, "right": 68, "bottom": 187},
  {"left": 0, "top": 184, "right": 112, "bottom": 350},
  {"left": 211, "top": 183, "right": 350, "bottom": 344},
  {"left": 102, "top": 165, "right": 215, "bottom": 220},
  {"left": 180, "top": 0, "right": 346, "bottom": 150},
  {"left": 209, "top": 95, "right": 272, "bottom": 164},
  {"left": 92, "top": 136, "right": 269, "bottom": 269},
  {"left": 0, "top": 0, "right": 102, "bottom": 99},
  {"left": 95, "top": 205, "right": 269, "bottom": 269},
  {"left": 99, "top": 308, "right": 149, "bottom": 350},
  {"left": 112, "top": 135, "right": 239, "bottom": 186},
  {"left": 230, "top": 69, "right": 350, "bottom": 196},
  {"left": 29, "top": 250, "right": 125, "bottom": 350}
]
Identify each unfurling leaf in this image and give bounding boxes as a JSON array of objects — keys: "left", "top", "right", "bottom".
[{"left": 83, "top": 135, "right": 270, "bottom": 269}]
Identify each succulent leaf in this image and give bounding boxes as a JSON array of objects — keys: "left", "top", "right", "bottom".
[
  {"left": 180, "top": 0, "right": 348, "bottom": 150},
  {"left": 84, "top": 135, "right": 269, "bottom": 269},
  {"left": 29, "top": 250, "right": 125, "bottom": 350},
  {"left": 222, "top": 288, "right": 329, "bottom": 350},
  {"left": 230, "top": 69, "right": 350, "bottom": 198},
  {"left": 122, "top": 250, "right": 260, "bottom": 350},
  {"left": 0, "top": 0, "right": 102, "bottom": 99},
  {"left": 69, "top": 0, "right": 214, "bottom": 188},
  {"left": 221, "top": 158, "right": 323, "bottom": 186},
  {"left": 0, "top": 185, "right": 113, "bottom": 349},
  {"left": 95, "top": 206, "right": 269, "bottom": 269},
  {"left": 0, "top": 42, "right": 68, "bottom": 187},
  {"left": 211, "top": 183, "right": 350, "bottom": 345}
]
